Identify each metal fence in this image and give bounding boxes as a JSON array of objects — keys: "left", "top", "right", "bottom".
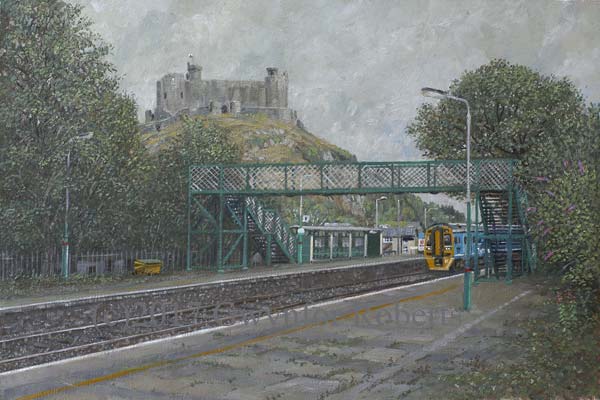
[{"left": 0, "top": 248, "right": 186, "bottom": 281}]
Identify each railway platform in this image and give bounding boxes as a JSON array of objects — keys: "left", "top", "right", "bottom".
[
  {"left": 1, "top": 271, "right": 541, "bottom": 400},
  {"left": 1, "top": 254, "right": 417, "bottom": 309}
]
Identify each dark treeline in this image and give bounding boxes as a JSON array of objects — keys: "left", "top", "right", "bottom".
[{"left": 0, "top": 1, "right": 239, "bottom": 253}]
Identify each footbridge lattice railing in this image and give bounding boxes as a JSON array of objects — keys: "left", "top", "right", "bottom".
[
  {"left": 187, "top": 159, "right": 534, "bottom": 274},
  {"left": 190, "top": 159, "right": 516, "bottom": 195}
]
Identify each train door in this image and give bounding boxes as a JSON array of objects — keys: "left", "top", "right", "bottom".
[{"left": 441, "top": 227, "right": 454, "bottom": 270}]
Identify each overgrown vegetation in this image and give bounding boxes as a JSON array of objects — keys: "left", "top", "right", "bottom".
[
  {"left": 0, "top": 0, "right": 146, "bottom": 251},
  {"left": 409, "top": 58, "right": 600, "bottom": 398},
  {"left": 445, "top": 287, "right": 600, "bottom": 398},
  {"left": 532, "top": 163, "right": 600, "bottom": 337}
]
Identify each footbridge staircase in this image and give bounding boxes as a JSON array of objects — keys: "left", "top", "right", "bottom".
[{"left": 187, "top": 159, "right": 534, "bottom": 279}]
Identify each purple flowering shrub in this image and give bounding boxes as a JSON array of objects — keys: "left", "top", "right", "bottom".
[{"left": 532, "top": 161, "right": 600, "bottom": 328}]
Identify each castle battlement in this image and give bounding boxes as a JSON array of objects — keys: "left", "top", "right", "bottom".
[{"left": 145, "top": 58, "right": 298, "bottom": 128}]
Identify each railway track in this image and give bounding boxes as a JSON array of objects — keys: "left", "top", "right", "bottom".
[{"left": 0, "top": 262, "right": 445, "bottom": 372}]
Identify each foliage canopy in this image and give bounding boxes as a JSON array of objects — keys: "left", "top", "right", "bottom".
[
  {"left": 407, "top": 59, "right": 596, "bottom": 184},
  {"left": 0, "top": 1, "right": 241, "bottom": 252}
]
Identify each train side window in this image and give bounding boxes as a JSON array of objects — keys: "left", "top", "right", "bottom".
[{"left": 464, "top": 236, "right": 467, "bottom": 244}]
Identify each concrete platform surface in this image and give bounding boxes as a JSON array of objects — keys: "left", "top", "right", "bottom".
[
  {"left": 0, "top": 273, "right": 542, "bottom": 400},
  {"left": 1, "top": 255, "right": 418, "bottom": 309}
]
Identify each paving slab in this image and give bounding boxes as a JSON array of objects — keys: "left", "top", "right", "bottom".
[{"left": 1, "top": 274, "right": 544, "bottom": 400}]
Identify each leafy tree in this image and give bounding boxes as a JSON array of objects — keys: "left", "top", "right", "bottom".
[
  {"left": 136, "top": 117, "right": 240, "bottom": 249},
  {"left": 0, "top": 0, "right": 145, "bottom": 251},
  {"left": 407, "top": 59, "right": 596, "bottom": 186}
]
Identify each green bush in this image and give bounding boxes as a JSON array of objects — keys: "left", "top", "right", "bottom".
[{"left": 531, "top": 161, "right": 600, "bottom": 328}]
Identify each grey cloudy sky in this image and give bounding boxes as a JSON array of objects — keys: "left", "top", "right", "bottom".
[{"left": 75, "top": 0, "right": 600, "bottom": 162}]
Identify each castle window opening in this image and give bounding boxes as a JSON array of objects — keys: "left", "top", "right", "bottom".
[
  {"left": 164, "top": 92, "right": 167, "bottom": 99},
  {"left": 180, "top": 92, "right": 183, "bottom": 99},
  {"left": 221, "top": 104, "right": 229, "bottom": 114}
]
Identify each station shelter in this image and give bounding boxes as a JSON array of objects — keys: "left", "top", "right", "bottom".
[{"left": 298, "top": 225, "right": 383, "bottom": 263}]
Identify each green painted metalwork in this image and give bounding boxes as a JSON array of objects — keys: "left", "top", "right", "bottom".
[
  {"left": 242, "top": 202, "right": 248, "bottom": 270},
  {"left": 475, "top": 185, "right": 532, "bottom": 283},
  {"left": 186, "top": 167, "right": 192, "bottom": 272},
  {"left": 464, "top": 203, "right": 472, "bottom": 311},
  {"left": 190, "top": 159, "right": 516, "bottom": 196},
  {"left": 297, "top": 229, "right": 305, "bottom": 264},
  {"left": 217, "top": 194, "right": 224, "bottom": 273},
  {"left": 265, "top": 234, "right": 272, "bottom": 266},
  {"left": 187, "top": 158, "right": 533, "bottom": 276},
  {"left": 506, "top": 186, "right": 514, "bottom": 283},
  {"left": 515, "top": 186, "right": 536, "bottom": 272},
  {"left": 474, "top": 192, "right": 480, "bottom": 279},
  {"left": 245, "top": 197, "right": 295, "bottom": 262}
]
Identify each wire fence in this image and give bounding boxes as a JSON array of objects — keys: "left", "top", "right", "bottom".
[{"left": 0, "top": 248, "right": 187, "bottom": 281}]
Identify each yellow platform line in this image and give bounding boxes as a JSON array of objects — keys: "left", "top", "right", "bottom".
[{"left": 16, "top": 283, "right": 458, "bottom": 400}]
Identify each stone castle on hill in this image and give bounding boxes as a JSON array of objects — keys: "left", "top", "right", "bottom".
[{"left": 145, "top": 58, "right": 298, "bottom": 126}]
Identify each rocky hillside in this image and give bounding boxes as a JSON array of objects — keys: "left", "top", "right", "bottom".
[{"left": 141, "top": 114, "right": 354, "bottom": 163}]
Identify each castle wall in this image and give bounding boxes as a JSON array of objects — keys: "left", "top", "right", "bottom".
[
  {"left": 190, "top": 80, "right": 267, "bottom": 108},
  {"left": 151, "top": 64, "right": 295, "bottom": 124},
  {"left": 156, "top": 73, "right": 190, "bottom": 118},
  {"left": 241, "top": 107, "right": 296, "bottom": 122}
]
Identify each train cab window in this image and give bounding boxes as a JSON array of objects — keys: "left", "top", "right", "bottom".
[{"left": 444, "top": 235, "right": 451, "bottom": 246}]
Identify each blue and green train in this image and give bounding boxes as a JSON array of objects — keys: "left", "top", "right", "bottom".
[{"left": 424, "top": 223, "right": 484, "bottom": 272}]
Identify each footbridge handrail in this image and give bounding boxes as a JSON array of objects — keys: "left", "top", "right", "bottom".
[{"left": 190, "top": 159, "right": 517, "bottom": 195}]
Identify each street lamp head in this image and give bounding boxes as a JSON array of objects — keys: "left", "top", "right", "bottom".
[
  {"left": 421, "top": 87, "right": 449, "bottom": 100},
  {"left": 377, "top": 196, "right": 388, "bottom": 201}
]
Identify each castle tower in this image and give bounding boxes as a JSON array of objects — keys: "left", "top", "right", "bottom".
[
  {"left": 155, "top": 80, "right": 163, "bottom": 114},
  {"left": 265, "top": 67, "right": 288, "bottom": 108},
  {"left": 187, "top": 62, "right": 202, "bottom": 81}
]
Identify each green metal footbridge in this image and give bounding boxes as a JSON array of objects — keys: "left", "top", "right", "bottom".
[{"left": 187, "top": 159, "right": 535, "bottom": 281}]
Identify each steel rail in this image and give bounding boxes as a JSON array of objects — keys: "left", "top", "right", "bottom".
[{"left": 0, "top": 269, "right": 442, "bottom": 372}]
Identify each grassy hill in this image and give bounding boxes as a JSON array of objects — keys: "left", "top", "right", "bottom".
[{"left": 141, "top": 113, "right": 354, "bottom": 163}]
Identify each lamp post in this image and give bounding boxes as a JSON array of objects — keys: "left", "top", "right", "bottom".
[
  {"left": 297, "top": 227, "right": 305, "bottom": 264},
  {"left": 299, "top": 174, "right": 312, "bottom": 225},
  {"left": 61, "top": 132, "right": 93, "bottom": 279},
  {"left": 421, "top": 87, "right": 472, "bottom": 311},
  {"left": 375, "top": 196, "right": 387, "bottom": 228}
]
